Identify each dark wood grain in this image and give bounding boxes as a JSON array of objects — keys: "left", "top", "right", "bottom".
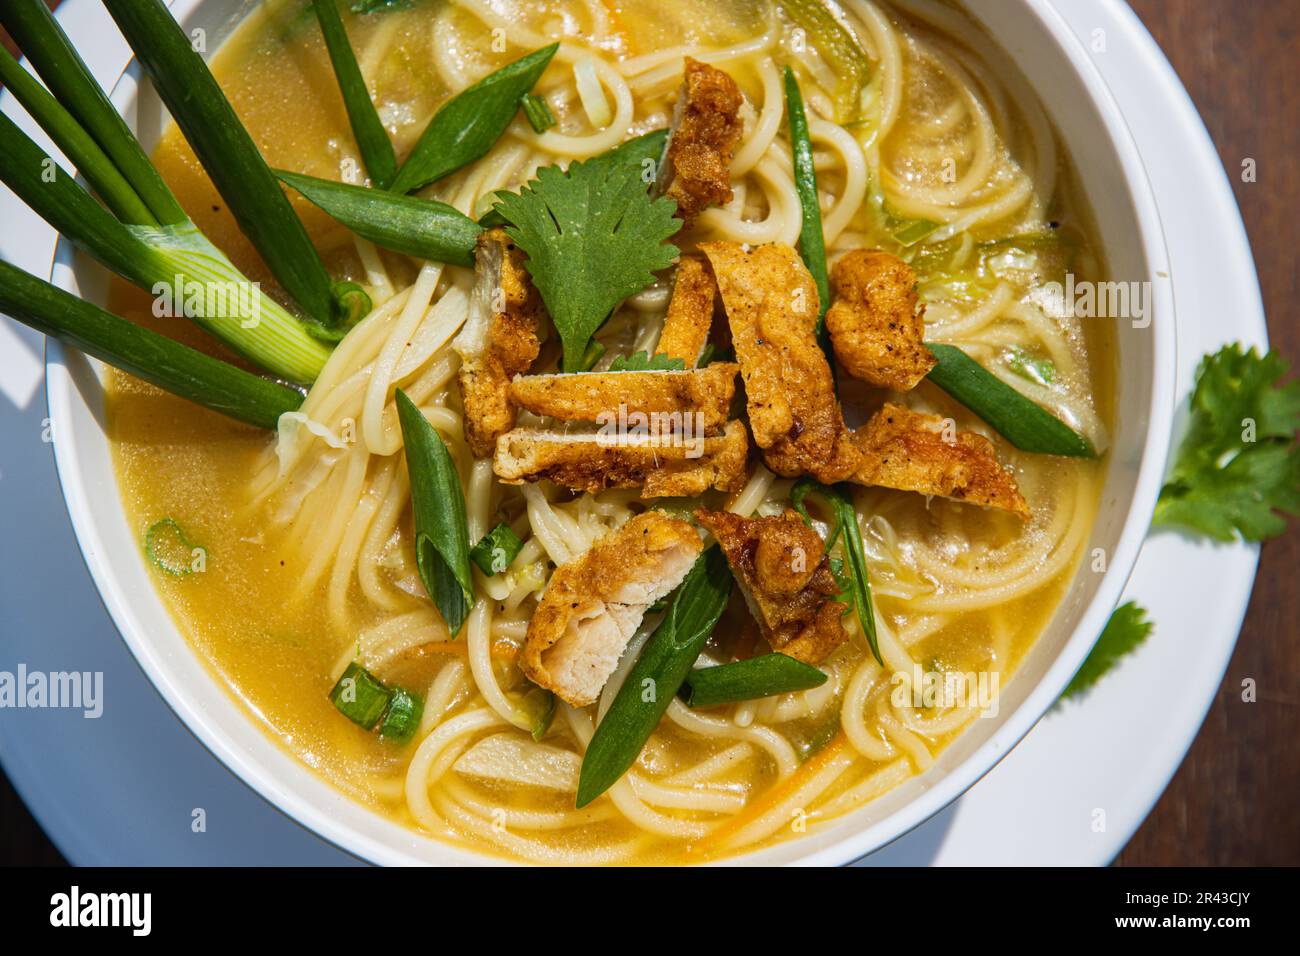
[
  {"left": 1116, "top": 0, "right": 1300, "bottom": 867},
  {"left": 1, "top": 0, "right": 1296, "bottom": 867}
]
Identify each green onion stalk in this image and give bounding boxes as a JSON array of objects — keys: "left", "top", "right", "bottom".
[{"left": 0, "top": 0, "right": 345, "bottom": 383}]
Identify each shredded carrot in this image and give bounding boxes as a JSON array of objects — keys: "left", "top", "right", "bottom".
[
  {"left": 688, "top": 731, "right": 849, "bottom": 856},
  {"left": 422, "top": 640, "right": 519, "bottom": 663}
]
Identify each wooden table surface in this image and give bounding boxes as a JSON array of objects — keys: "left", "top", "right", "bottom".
[{"left": 1, "top": 1, "right": 1296, "bottom": 867}]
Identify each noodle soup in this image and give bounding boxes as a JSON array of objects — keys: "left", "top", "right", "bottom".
[{"left": 106, "top": 0, "right": 1113, "bottom": 864}]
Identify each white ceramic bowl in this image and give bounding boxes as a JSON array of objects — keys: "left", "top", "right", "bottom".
[{"left": 43, "top": 0, "right": 1175, "bottom": 865}]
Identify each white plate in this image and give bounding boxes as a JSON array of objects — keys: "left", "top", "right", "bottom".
[{"left": 0, "top": 0, "right": 1263, "bottom": 865}]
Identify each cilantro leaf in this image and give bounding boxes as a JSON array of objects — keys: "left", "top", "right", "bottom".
[
  {"left": 1060, "top": 602, "right": 1153, "bottom": 701},
  {"left": 495, "top": 159, "right": 680, "bottom": 372},
  {"left": 608, "top": 351, "right": 686, "bottom": 372},
  {"left": 1153, "top": 344, "right": 1300, "bottom": 541}
]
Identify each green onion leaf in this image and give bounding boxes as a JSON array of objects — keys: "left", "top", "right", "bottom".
[
  {"left": 379, "top": 686, "right": 425, "bottom": 743},
  {"left": 680, "top": 654, "right": 827, "bottom": 709},
  {"left": 0, "top": 260, "right": 304, "bottom": 429},
  {"left": 390, "top": 44, "right": 559, "bottom": 195},
  {"left": 394, "top": 389, "right": 475, "bottom": 636},
  {"left": 784, "top": 68, "right": 830, "bottom": 328},
  {"left": 0, "top": 0, "right": 185, "bottom": 225},
  {"left": 311, "top": 0, "right": 397, "bottom": 189},
  {"left": 276, "top": 170, "right": 483, "bottom": 268},
  {"left": 0, "top": 46, "right": 153, "bottom": 226},
  {"left": 521, "top": 92, "right": 556, "bottom": 134},
  {"left": 798, "top": 712, "right": 842, "bottom": 760},
  {"left": 144, "top": 518, "right": 202, "bottom": 577},
  {"left": 792, "top": 480, "right": 880, "bottom": 665},
  {"left": 102, "top": 0, "right": 340, "bottom": 329},
  {"left": 469, "top": 522, "right": 524, "bottom": 576},
  {"left": 330, "top": 662, "right": 392, "bottom": 729},
  {"left": 926, "top": 344, "right": 1095, "bottom": 457},
  {"left": 576, "top": 547, "right": 732, "bottom": 808}
]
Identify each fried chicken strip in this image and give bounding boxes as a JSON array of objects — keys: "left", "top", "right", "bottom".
[
  {"left": 522, "top": 512, "right": 703, "bottom": 707},
  {"left": 695, "top": 508, "right": 847, "bottom": 664},
  {"left": 826, "top": 250, "right": 935, "bottom": 391},
  {"left": 851, "top": 403, "right": 1029, "bottom": 517},
  {"left": 700, "top": 241, "right": 860, "bottom": 483},
  {"left": 656, "top": 59, "right": 744, "bottom": 227},
  {"left": 493, "top": 420, "right": 749, "bottom": 498},
  {"left": 508, "top": 363, "right": 740, "bottom": 432},
  {"left": 454, "top": 228, "right": 544, "bottom": 458}
]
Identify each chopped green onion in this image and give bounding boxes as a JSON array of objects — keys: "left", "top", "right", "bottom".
[
  {"left": 311, "top": 0, "right": 397, "bottom": 189},
  {"left": 378, "top": 686, "right": 425, "bottom": 743},
  {"left": 145, "top": 518, "right": 202, "bottom": 577},
  {"left": 331, "top": 281, "right": 373, "bottom": 331},
  {"left": 792, "top": 480, "right": 880, "bottom": 665},
  {"left": 0, "top": 260, "right": 305, "bottom": 429},
  {"left": 783, "top": 68, "right": 830, "bottom": 329},
  {"left": 0, "top": 46, "right": 152, "bottom": 226},
  {"left": 799, "top": 712, "right": 842, "bottom": 760},
  {"left": 777, "top": 0, "right": 872, "bottom": 123},
  {"left": 330, "top": 662, "right": 392, "bottom": 729},
  {"left": 102, "top": 0, "right": 341, "bottom": 330},
  {"left": 892, "top": 217, "right": 942, "bottom": 247},
  {"left": 0, "top": 0, "right": 185, "bottom": 225},
  {"left": 576, "top": 547, "right": 732, "bottom": 808},
  {"left": 390, "top": 44, "right": 559, "bottom": 195},
  {"left": 516, "top": 685, "right": 557, "bottom": 741},
  {"left": 521, "top": 93, "right": 556, "bottom": 133},
  {"left": 1007, "top": 346, "right": 1057, "bottom": 387},
  {"left": 470, "top": 522, "right": 524, "bottom": 576},
  {"left": 395, "top": 389, "right": 475, "bottom": 635},
  {"left": 926, "top": 344, "right": 1095, "bottom": 457},
  {"left": 276, "top": 170, "right": 483, "bottom": 268},
  {"left": 680, "top": 654, "right": 827, "bottom": 709}
]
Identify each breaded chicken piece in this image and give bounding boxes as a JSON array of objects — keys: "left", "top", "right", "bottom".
[
  {"left": 656, "top": 59, "right": 744, "bottom": 227},
  {"left": 657, "top": 256, "right": 717, "bottom": 365},
  {"left": 508, "top": 363, "right": 740, "bottom": 432},
  {"left": 701, "top": 241, "right": 860, "bottom": 483},
  {"left": 493, "top": 420, "right": 749, "bottom": 498},
  {"left": 454, "top": 229, "right": 544, "bottom": 458},
  {"left": 694, "top": 509, "right": 847, "bottom": 665},
  {"left": 521, "top": 512, "right": 703, "bottom": 706},
  {"left": 852, "top": 403, "right": 1029, "bottom": 517},
  {"left": 826, "top": 250, "right": 935, "bottom": 391}
]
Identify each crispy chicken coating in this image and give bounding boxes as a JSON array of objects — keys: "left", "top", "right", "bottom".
[
  {"left": 508, "top": 363, "right": 740, "bottom": 432},
  {"left": 826, "top": 250, "right": 935, "bottom": 391},
  {"left": 852, "top": 403, "right": 1029, "bottom": 517},
  {"left": 522, "top": 512, "right": 703, "bottom": 707},
  {"left": 493, "top": 420, "right": 749, "bottom": 498},
  {"left": 656, "top": 255, "right": 718, "bottom": 365},
  {"left": 700, "top": 241, "right": 860, "bottom": 483},
  {"left": 454, "top": 229, "right": 544, "bottom": 458},
  {"left": 695, "top": 508, "right": 847, "bottom": 665},
  {"left": 656, "top": 59, "right": 744, "bottom": 227}
]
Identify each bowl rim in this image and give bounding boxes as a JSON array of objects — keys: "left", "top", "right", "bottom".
[{"left": 41, "top": 0, "right": 1177, "bottom": 866}]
